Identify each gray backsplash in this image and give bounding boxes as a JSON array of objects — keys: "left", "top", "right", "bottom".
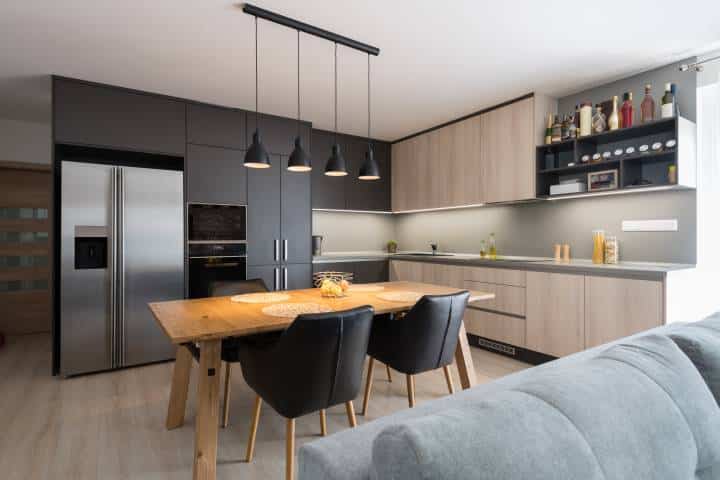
[
  {"left": 312, "top": 211, "right": 396, "bottom": 253},
  {"left": 394, "top": 189, "right": 696, "bottom": 264}
]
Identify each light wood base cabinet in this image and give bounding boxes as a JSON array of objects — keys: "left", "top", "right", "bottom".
[
  {"left": 584, "top": 276, "right": 663, "bottom": 349},
  {"left": 465, "top": 308, "right": 526, "bottom": 347},
  {"left": 526, "top": 271, "right": 585, "bottom": 357}
]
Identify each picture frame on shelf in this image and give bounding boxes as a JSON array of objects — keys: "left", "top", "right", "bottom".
[{"left": 588, "top": 169, "right": 619, "bottom": 192}]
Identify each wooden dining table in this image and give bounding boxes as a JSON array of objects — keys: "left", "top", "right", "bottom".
[{"left": 149, "top": 281, "right": 494, "bottom": 480}]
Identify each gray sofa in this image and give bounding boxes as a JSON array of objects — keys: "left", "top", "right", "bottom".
[{"left": 298, "top": 313, "right": 720, "bottom": 479}]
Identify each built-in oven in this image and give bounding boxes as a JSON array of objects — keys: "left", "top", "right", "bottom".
[{"left": 187, "top": 203, "right": 247, "bottom": 298}]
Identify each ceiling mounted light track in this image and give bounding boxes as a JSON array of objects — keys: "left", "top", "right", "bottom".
[
  {"left": 287, "top": 30, "right": 311, "bottom": 172},
  {"left": 244, "top": 16, "right": 270, "bottom": 169}
]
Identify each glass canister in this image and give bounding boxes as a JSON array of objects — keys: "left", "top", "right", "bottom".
[
  {"left": 592, "top": 230, "right": 605, "bottom": 264},
  {"left": 604, "top": 236, "right": 619, "bottom": 264}
]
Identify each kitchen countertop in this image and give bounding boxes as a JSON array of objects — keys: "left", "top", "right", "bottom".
[{"left": 312, "top": 251, "right": 695, "bottom": 280}]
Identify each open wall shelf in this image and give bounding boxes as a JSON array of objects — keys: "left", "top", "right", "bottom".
[{"left": 536, "top": 116, "right": 696, "bottom": 199}]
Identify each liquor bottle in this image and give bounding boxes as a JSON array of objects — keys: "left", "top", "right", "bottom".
[
  {"left": 607, "top": 96, "right": 619, "bottom": 131},
  {"left": 592, "top": 105, "right": 606, "bottom": 133},
  {"left": 561, "top": 115, "right": 569, "bottom": 140},
  {"left": 621, "top": 92, "right": 634, "bottom": 128},
  {"left": 671, "top": 83, "right": 680, "bottom": 117},
  {"left": 488, "top": 233, "right": 497, "bottom": 259},
  {"left": 544, "top": 113, "right": 553, "bottom": 144},
  {"left": 661, "top": 83, "right": 674, "bottom": 118},
  {"left": 568, "top": 114, "right": 577, "bottom": 139},
  {"left": 640, "top": 84, "right": 655, "bottom": 123},
  {"left": 551, "top": 115, "right": 562, "bottom": 143}
]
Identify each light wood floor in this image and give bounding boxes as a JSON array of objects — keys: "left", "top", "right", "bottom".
[{"left": 0, "top": 334, "right": 529, "bottom": 480}]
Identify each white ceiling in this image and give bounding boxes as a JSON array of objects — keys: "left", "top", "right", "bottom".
[{"left": 1, "top": 0, "right": 719, "bottom": 141}]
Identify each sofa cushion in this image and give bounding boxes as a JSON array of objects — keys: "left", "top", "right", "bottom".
[
  {"left": 669, "top": 312, "right": 720, "bottom": 404},
  {"left": 372, "top": 334, "right": 720, "bottom": 480}
]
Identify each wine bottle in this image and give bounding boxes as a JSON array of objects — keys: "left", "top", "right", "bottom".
[
  {"left": 621, "top": 92, "right": 633, "bottom": 128},
  {"left": 640, "top": 84, "right": 655, "bottom": 123},
  {"left": 608, "top": 96, "right": 619, "bottom": 131},
  {"left": 661, "top": 83, "right": 674, "bottom": 118},
  {"left": 551, "top": 115, "right": 562, "bottom": 143}
]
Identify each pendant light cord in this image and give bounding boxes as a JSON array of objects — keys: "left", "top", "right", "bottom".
[
  {"left": 297, "top": 30, "right": 300, "bottom": 137},
  {"left": 334, "top": 42, "right": 338, "bottom": 144},
  {"left": 255, "top": 16, "right": 259, "bottom": 131},
  {"left": 367, "top": 53, "right": 371, "bottom": 147}
]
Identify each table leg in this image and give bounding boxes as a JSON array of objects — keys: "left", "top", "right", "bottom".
[
  {"left": 454, "top": 322, "right": 477, "bottom": 390},
  {"left": 192, "top": 339, "right": 222, "bottom": 480},
  {"left": 166, "top": 345, "right": 193, "bottom": 430}
]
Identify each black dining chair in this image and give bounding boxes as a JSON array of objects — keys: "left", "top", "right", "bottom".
[
  {"left": 184, "top": 278, "right": 272, "bottom": 428},
  {"left": 239, "top": 306, "right": 374, "bottom": 480},
  {"left": 361, "top": 291, "right": 470, "bottom": 414}
]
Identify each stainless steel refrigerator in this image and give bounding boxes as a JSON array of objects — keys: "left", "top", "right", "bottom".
[{"left": 60, "top": 161, "right": 183, "bottom": 376}]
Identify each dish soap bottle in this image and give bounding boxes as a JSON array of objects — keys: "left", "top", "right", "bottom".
[{"left": 488, "top": 233, "right": 497, "bottom": 259}]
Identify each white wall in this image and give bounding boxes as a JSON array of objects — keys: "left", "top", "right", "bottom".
[{"left": 0, "top": 118, "right": 51, "bottom": 164}]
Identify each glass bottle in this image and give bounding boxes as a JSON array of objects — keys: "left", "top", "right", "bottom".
[
  {"left": 560, "top": 115, "right": 569, "bottom": 140},
  {"left": 640, "top": 84, "right": 655, "bottom": 123},
  {"left": 661, "top": 83, "right": 674, "bottom": 118},
  {"left": 544, "top": 113, "right": 553, "bottom": 145},
  {"left": 621, "top": 92, "right": 633, "bottom": 128},
  {"left": 488, "top": 233, "right": 497, "bottom": 260},
  {"left": 579, "top": 102, "right": 592, "bottom": 136},
  {"left": 591, "top": 105, "right": 606, "bottom": 133},
  {"left": 604, "top": 236, "right": 619, "bottom": 264},
  {"left": 568, "top": 114, "right": 577, "bottom": 139},
  {"left": 551, "top": 116, "right": 562, "bottom": 143},
  {"left": 608, "top": 96, "right": 619, "bottom": 131},
  {"left": 480, "top": 240, "right": 487, "bottom": 258}
]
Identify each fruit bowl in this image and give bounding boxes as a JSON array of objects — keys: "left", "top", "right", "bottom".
[{"left": 319, "top": 278, "right": 350, "bottom": 298}]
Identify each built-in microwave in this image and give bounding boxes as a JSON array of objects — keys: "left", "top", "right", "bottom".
[{"left": 187, "top": 203, "right": 246, "bottom": 243}]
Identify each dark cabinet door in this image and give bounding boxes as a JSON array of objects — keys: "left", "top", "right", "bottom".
[
  {"left": 346, "top": 140, "right": 391, "bottom": 211},
  {"left": 186, "top": 144, "right": 247, "bottom": 205},
  {"left": 311, "top": 129, "right": 347, "bottom": 209},
  {"left": 312, "top": 262, "right": 351, "bottom": 275},
  {"left": 247, "top": 113, "right": 311, "bottom": 156},
  {"left": 187, "top": 103, "right": 246, "bottom": 149},
  {"left": 283, "top": 263, "right": 312, "bottom": 290},
  {"left": 353, "top": 260, "right": 389, "bottom": 283},
  {"left": 53, "top": 78, "right": 185, "bottom": 155},
  {"left": 281, "top": 156, "right": 311, "bottom": 264},
  {"left": 247, "top": 265, "right": 280, "bottom": 292},
  {"left": 247, "top": 154, "right": 281, "bottom": 266}
]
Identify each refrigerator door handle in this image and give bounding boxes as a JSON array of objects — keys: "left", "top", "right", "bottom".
[
  {"left": 109, "top": 167, "right": 117, "bottom": 368},
  {"left": 117, "top": 168, "right": 126, "bottom": 366}
]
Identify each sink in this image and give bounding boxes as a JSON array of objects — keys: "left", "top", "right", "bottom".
[{"left": 394, "top": 252, "right": 455, "bottom": 257}]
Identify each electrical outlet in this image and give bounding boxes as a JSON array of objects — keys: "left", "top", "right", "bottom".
[{"left": 622, "top": 219, "right": 678, "bottom": 232}]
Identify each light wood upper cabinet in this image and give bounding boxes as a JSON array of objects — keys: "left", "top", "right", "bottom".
[
  {"left": 480, "top": 97, "right": 535, "bottom": 204},
  {"left": 584, "top": 276, "right": 663, "bottom": 348},
  {"left": 526, "top": 271, "right": 585, "bottom": 357}
]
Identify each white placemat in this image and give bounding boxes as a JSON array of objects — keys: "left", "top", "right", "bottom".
[
  {"left": 376, "top": 291, "right": 422, "bottom": 303},
  {"left": 231, "top": 292, "right": 291, "bottom": 304},
  {"left": 347, "top": 284, "right": 385, "bottom": 293},
  {"left": 261, "top": 303, "right": 332, "bottom": 318}
]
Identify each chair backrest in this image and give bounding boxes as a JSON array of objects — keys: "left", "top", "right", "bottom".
[
  {"left": 209, "top": 278, "right": 268, "bottom": 297},
  {"left": 263, "top": 306, "right": 374, "bottom": 418},
  {"left": 390, "top": 291, "right": 470, "bottom": 374}
]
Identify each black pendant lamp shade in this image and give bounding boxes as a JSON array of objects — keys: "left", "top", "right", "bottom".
[
  {"left": 358, "top": 145, "right": 380, "bottom": 180},
  {"left": 287, "top": 30, "right": 312, "bottom": 172},
  {"left": 244, "top": 16, "right": 271, "bottom": 169},
  {"left": 324, "top": 43, "right": 348, "bottom": 177},
  {"left": 359, "top": 53, "right": 380, "bottom": 180},
  {"left": 245, "top": 130, "right": 271, "bottom": 168},
  {"left": 325, "top": 144, "right": 347, "bottom": 176}
]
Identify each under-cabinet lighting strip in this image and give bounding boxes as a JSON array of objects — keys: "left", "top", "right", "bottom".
[
  {"left": 545, "top": 185, "right": 682, "bottom": 201},
  {"left": 312, "top": 208, "right": 393, "bottom": 215},
  {"left": 392, "top": 203, "right": 486, "bottom": 214}
]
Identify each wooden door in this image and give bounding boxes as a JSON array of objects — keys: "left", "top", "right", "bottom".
[
  {"left": 585, "top": 276, "right": 663, "bottom": 348},
  {"left": 453, "top": 116, "right": 483, "bottom": 206},
  {"left": 526, "top": 271, "right": 585, "bottom": 357},
  {"left": 391, "top": 140, "right": 410, "bottom": 212},
  {"left": 480, "top": 97, "right": 535, "bottom": 203},
  {"left": 389, "top": 260, "right": 423, "bottom": 282},
  {"left": 0, "top": 163, "right": 52, "bottom": 334}
]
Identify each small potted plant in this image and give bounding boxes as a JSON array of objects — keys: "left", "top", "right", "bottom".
[{"left": 387, "top": 240, "right": 398, "bottom": 254}]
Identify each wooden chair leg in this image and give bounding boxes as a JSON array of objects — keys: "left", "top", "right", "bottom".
[
  {"left": 406, "top": 374, "right": 415, "bottom": 408},
  {"left": 286, "top": 418, "right": 295, "bottom": 480},
  {"left": 319, "top": 409, "right": 327, "bottom": 436},
  {"left": 345, "top": 401, "right": 357, "bottom": 428},
  {"left": 361, "top": 357, "right": 375, "bottom": 416},
  {"left": 386, "top": 363, "right": 392, "bottom": 382},
  {"left": 443, "top": 365, "right": 455, "bottom": 395},
  {"left": 222, "top": 362, "right": 232, "bottom": 428},
  {"left": 245, "top": 396, "right": 262, "bottom": 463}
]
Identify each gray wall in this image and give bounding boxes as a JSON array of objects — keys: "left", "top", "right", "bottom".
[
  {"left": 312, "top": 211, "right": 396, "bottom": 253},
  {"left": 558, "top": 58, "right": 697, "bottom": 122},
  {"left": 394, "top": 189, "right": 696, "bottom": 263}
]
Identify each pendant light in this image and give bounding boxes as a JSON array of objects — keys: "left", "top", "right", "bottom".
[
  {"left": 324, "top": 42, "right": 348, "bottom": 176},
  {"left": 359, "top": 53, "right": 380, "bottom": 180},
  {"left": 288, "top": 30, "right": 311, "bottom": 172},
  {"left": 244, "top": 16, "right": 270, "bottom": 169}
]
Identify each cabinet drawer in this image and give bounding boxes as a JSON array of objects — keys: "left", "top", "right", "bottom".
[
  {"left": 464, "top": 266, "right": 526, "bottom": 287},
  {"left": 464, "top": 281, "right": 525, "bottom": 316},
  {"left": 465, "top": 308, "right": 526, "bottom": 347}
]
